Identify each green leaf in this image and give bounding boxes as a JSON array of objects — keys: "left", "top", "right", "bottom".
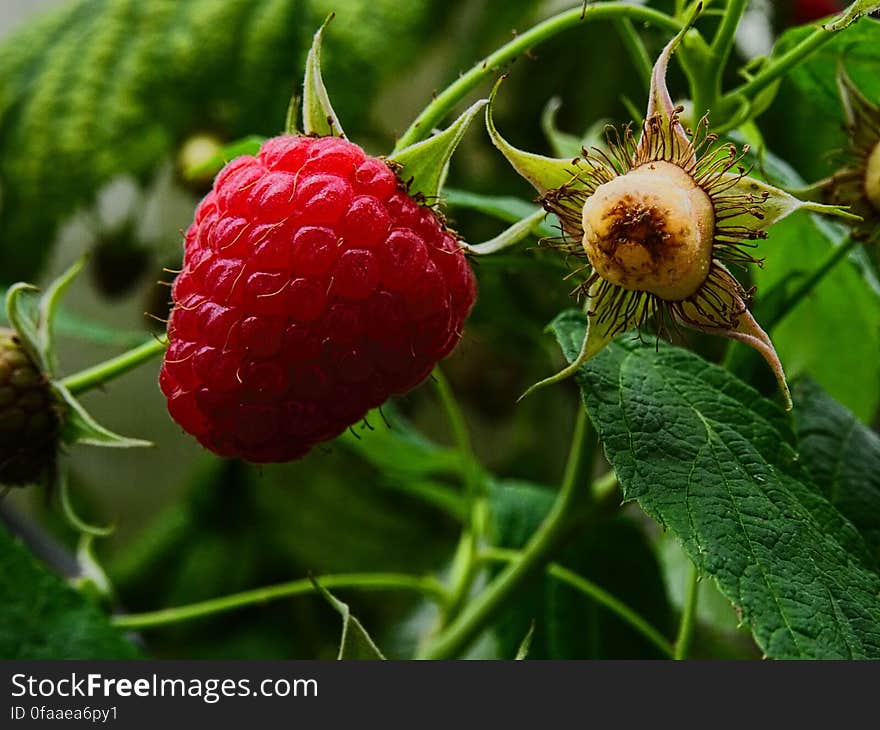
[
  {"left": 0, "top": 521, "right": 138, "bottom": 658},
  {"left": 793, "top": 378, "right": 880, "bottom": 563},
  {"left": 769, "top": 19, "right": 880, "bottom": 183},
  {"left": 310, "top": 577, "right": 385, "bottom": 660},
  {"left": 444, "top": 189, "right": 543, "bottom": 226},
  {"left": 301, "top": 15, "right": 344, "bottom": 138},
  {"left": 752, "top": 211, "right": 880, "bottom": 422},
  {"left": 339, "top": 406, "right": 471, "bottom": 521},
  {"left": 389, "top": 98, "right": 487, "bottom": 201},
  {"left": 490, "top": 480, "right": 672, "bottom": 659},
  {"left": 183, "top": 135, "right": 266, "bottom": 180},
  {"left": 55, "top": 383, "right": 152, "bottom": 448},
  {"left": 551, "top": 310, "right": 880, "bottom": 659}
]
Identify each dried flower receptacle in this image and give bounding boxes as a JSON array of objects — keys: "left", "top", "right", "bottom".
[{"left": 488, "top": 31, "right": 860, "bottom": 406}]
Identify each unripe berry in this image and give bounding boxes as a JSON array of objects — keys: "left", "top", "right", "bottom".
[
  {"left": 581, "top": 161, "right": 715, "bottom": 301},
  {"left": 0, "top": 328, "right": 60, "bottom": 486}
]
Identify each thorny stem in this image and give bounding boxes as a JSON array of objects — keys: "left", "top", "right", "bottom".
[
  {"left": 418, "top": 407, "right": 597, "bottom": 659},
  {"left": 393, "top": 4, "right": 682, "bottom": 152},
  {"left": 717, "top": 25, "right": 837, "bottom": 119},
  {"left": 60, "top": 338, "right": 166, "bottom": 396},
  {"left": 674, "top": 562, "right": 701, "bottom": 660},
  {"left": 481, "top": 547, "right": 675, "bottom": 659},
  {"left": 112, "top": 573, "right": 448, "bottom": 630}
]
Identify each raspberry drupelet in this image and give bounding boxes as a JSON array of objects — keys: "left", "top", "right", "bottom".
[{"left": 160, "top": 135, "right": 477, "bottom": 462}]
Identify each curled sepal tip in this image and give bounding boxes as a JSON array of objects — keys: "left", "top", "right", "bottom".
[
  {"left": 486, "top": 78, "right": 578, "bottom": 194},
  {"left": 58, "top": 467, "right": 115, "bottom": 538},
  {"left": 389, "top": 98, "right": 488, "bottom": 201},
  {"left": 638, "top": 4, "right": 703, "bottom": 166},
  {"left": 675, "top": 264, "right": 791, "bottom": 410},
  {"left": 301, "top": 14, "right": 345, "bottom": 138}
]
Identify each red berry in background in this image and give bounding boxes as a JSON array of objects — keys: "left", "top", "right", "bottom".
[
  {"left": 159, "top": 135, "right": 477, "bottom": 462},
  {"left": 788, "top": 0, "right": 844, "bottom": 25}
]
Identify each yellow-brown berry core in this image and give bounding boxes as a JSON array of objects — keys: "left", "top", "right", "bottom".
[
  {"left": 581, "top": 161, "right": 715, "bottom": 301},
  {"left": 865, "top": 139, "right": 880, "bottom": 213}
]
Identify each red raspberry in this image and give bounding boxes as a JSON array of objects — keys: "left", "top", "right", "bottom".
[{"left": 160, "top": 135, "right": 476, "bottom": 462}]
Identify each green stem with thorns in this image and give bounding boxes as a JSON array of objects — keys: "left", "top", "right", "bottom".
[{"left": 393, "top": 4, "right": 682, "bottom": 152}]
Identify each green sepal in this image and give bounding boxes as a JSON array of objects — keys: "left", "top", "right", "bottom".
[
  {"left": 822, "top": 1, "right": 880, "bottom": 31},
  {"left": 4, "top": 257, "right": 89, "bottom": 377},
  {"left": 486, "top": 78, "right": 576, "bottom": 194},
  {"left": 389, "top": 98, "right": 487, "bottom": 201},
  {"left": 4, "top": 282, "right": 43, "bottom": 370},
  {"left": 463, "top": 208, "right": 546, "bottom": 256},
  {"left": 38, "top": 256, "right": 86, "bottom": 376},
  {"left": 284, "top": 93, "right": 299, "bottom": 136},
  {"left": 302, "top": 15, "right": 345, "bottom": 138},
  {"left": 54, "top": 383, "right": 152, "bottom": 449},
  {"left": 184, "top": 135, "right": 266, "bottom": 180},
  {"left": 514, "top": 621, "right": 535, "bottom": 660},
  {"left": 310, "top": 577, "right": 386, "bottom": 660},
  {"left": 723, "top": 174, "right": 862, "bottom": 229},
  {"left": 518, "top": 295, "right": 625, "bottom": 401}
]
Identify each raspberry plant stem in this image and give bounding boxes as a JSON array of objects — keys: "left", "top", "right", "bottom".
[
  {"left": 418, "top": 407, "right": 598, "bottom": 659},
  {"left": 111, "top": 573, "right": 448, "bottom": 630},
  {"left": 431, "top": 367, "right": 487, "bottom": 627},
  {"left": 392, "top": 4, "right": 682, "bottom": 153},
  {"left": 674, "top": 562, "right": 700, "bottom": 660},
  {"left": 716, "top": 26, "right": 837, "bottom": 121},
  {"left": 710, "top": 0, "right": 747, "bottom": 73},
  {"left": 612, "top": 18, "right": 653, "bottom": 92},
  {"left": 480, "top": 547, "right": 675, "bottom": 659},
  {"left": 59, "top": 338, "right": 166, "bottom": 396}
]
